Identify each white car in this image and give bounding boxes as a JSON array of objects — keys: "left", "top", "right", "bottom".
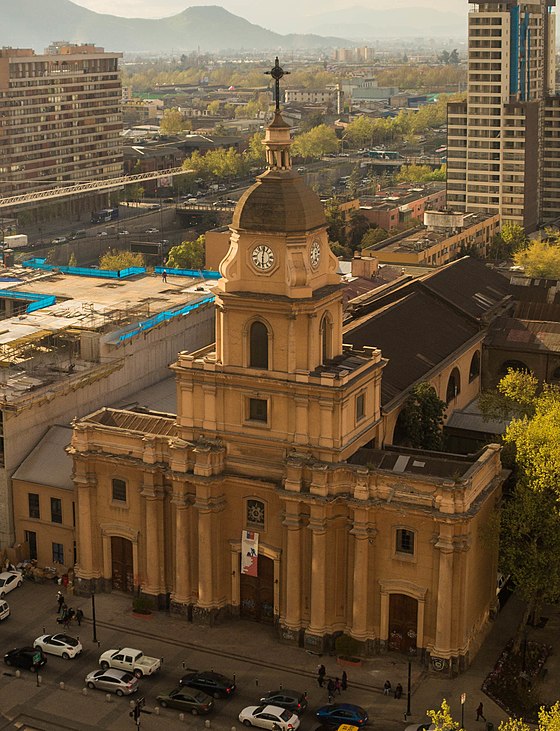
[
  {"left": 145, "top": 227, "right": 159, "bottom": 234},
  {"left": 238, "top": 704, "right": 300, "bottom": 731},
  {"left": 34, "top": 633, "right": 82, "bottom": 659},
  {"left": 99, "top": 647, "right": 161, "bottom": 678},
  {"left": 0, "top": 600, "right": 9, "bottom": 621},
  {"left": 97, "top": 231, "right": 108, "bottom": 237},
  {"left": 0, "top": 571, "right": 22, "bottom": 597}
]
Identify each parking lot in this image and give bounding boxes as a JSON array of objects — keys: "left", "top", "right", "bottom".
[{"left": 0, "top": 579, "right": 413, "bottom": 731}]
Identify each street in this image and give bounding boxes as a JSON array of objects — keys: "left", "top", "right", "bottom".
[{"left": 0, "top": 580, "right": 411, "bottom": 731}]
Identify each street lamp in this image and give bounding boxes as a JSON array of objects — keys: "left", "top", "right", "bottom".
[
  {"left": 91, "top": 591, "right": 98, "bottom": 644},
  {"left": 406, "top": 659, "right": 412, "bottom": 718}
]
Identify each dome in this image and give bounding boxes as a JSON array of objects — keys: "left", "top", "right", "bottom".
[{"left": 232, "top": 169, "right": 326, "bottom": 234}]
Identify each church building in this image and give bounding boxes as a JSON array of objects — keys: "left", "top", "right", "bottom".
[{"left": 69, "top": 76, "right": 505, "bottom": 674}]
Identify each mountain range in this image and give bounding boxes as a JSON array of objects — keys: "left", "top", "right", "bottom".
[{"left": 2, "top": 0, "right": 466, "bottom": 54}]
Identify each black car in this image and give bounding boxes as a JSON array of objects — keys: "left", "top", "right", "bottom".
[
  {"left": 179, "top": 671, "right": 236, "bottom": 698},
  {"left": 259, "top": 689, "right": 308, "bottom": 715},
  {"left": 4, "top": 646, "right": 47, "bottom": 672}
]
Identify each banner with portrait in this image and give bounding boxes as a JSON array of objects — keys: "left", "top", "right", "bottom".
[{"left": 241, "top": 530, "right": 259, "bottom": 576}]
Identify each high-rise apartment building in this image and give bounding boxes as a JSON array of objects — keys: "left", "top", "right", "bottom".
[
  {"left": 447, "top": 1, "right": 557, "bottom": 230},
  {"left": 0, "top": 43, "right": 122, "bottom": 204}
]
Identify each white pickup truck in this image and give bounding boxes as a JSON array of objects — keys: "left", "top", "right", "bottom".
[{"left": 98, "top": 647, "right": 161, "bottom": 678}]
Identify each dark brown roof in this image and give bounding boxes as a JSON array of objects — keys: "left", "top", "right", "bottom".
[
  {"left": 89, "top": 408, "right": 177, "bottom": 436},
  {"left": 344, "top": 289, "right": 479, "bottom": 406},
  {"left": 485, "top": 317, "right": 560, "bottom": 354},
  {"left": 420, "top": 257, "right": 511, "bottom": 321},
  {"left": 232, "top": 169, "right": 326, "bottom": 234}
]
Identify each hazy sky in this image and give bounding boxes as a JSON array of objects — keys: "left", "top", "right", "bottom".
[{"left": 70, "top": 0, "right": 465, "bottom": 23}]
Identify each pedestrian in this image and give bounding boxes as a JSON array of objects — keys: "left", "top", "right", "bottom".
[
  {"left": 161, "top": 269, "right": 167, "bottom": 283},
  {"left": 383, "top": 679, "right": 392, "bottom": 695},
  {"left": 76, "top": 608, "right": 84, "bottom": 626},
  {"left": 57, "top": 591, "right": 64, "bottom": 612},
  {"left": 394, "top": 683, "right": 403, "bottom": 699},
  {"left": 327, "top": 678, "right": 335, "bottom": 703},
  {"left": 341, "top": 670, "right": 348, "bottom": 691},
  {"left": 476, "top": 702, "right": 486, "bottom": 722},
  {"left": 317, "top": 663, "right": 326, "bottom": 688},
  {"left": 334, "top": 677, "right": 341, "bottom": 695}
]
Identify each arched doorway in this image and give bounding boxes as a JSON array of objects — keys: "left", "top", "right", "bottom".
[
  {"left": 240, "top": 554, "right": 274, "bottom": 623},
  {"left": 388, "top": 594, "right": 418, "bottom": 654},
  {"left": 111, "top": 536, "right": 134, "bottom": 592}
]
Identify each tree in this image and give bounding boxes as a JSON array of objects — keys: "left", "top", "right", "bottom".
[
  {"left": 427, "top": 699, "right": 460, "bottom": 730},
  {"left": 501, "top": 222, "right": 528, "bottom": 254},
  {"left": 159, "top": 108, "right": 186, "bottom": 135},
  {"left": 361, "top": 227, "right": 388, "bottom": 248},
  {"left": 99, "top": 249, "right": 144, "bottom": 271},
  {"left": 348, "top": 212, "right": 370, "bottom": 248},
  {"left": 394, "top": 382, "right": 447, "bottom": 450},
  {"left": 68, "top": 253, "right": 77, "bottom": 267},
  {"left": 513, "top": 239, "right": 560, "bottom": 279},
  {"left": 499, "top": 702, "right": 560, "bottom": 730},
  {"left": 166, "top": 236, "right": 205, "bottom": 269},
  {"left": 397, "top": 164, "right": 446, "bottom": 184},
  {"left": 324, "top": 198, "right": 347, "bottom": 247},
  {"left": 291, "top": 124, "right": 339, "bottom": 160}
]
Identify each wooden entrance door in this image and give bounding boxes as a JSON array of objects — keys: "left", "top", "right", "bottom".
[
  {"left": 388, "top": 593, "right": 418, "bottom": 654},
  {"left": 240, "top": 555, "right": 274, "bottom": 623},
  {"left": 111, "top": 536, "right": 134, "bottom": 593}
]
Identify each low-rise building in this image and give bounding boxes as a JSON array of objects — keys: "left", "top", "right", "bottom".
[
  {"left": 360, "top": 183, "right": 447, "bottom": 231},
  {"left": 363, "top": 211, "right": 500, "bottom": 267}
]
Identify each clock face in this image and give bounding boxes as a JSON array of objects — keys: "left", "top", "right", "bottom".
[
  {"left": 310, "top": 240, "right": 321, "bottom": 269},
  {"left": 252, "top": 244, "right": 275, "bottom": 270}
]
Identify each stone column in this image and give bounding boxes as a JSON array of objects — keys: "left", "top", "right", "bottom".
[
  {"left": 75, "top": 471, "right": 100, "bottom": 590},
  {"left": 350, "top": 512, "right": 372, "bottom": 641},
  {"left": 305, "top": 508, "right": 328, "bottom": 649},
  {"left": 141, "top": 476, "right": 163, "bottom": 598},
  {"left": 282, "top": 506, "right": 303, "bottom": 631},
  {"left": 433, "top": 529, "right": 455, "bottom": 658},
  {"left": 171, "top": 482, "right": 192, "bottom": 611}
]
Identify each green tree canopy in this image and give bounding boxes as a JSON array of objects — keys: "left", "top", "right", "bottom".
[
  {"left": 361, "top": 227, "right": 388, "bottom": 248},
  {"left": 159, "top": 108, "right": 187, "bottom": 135},
  {"left": 166, "top": 236, "right": 205, "bottom": 269},
  {"left": 394, "top": 382, "right": 447, "bottom": 450},
  {"left": 291, "top": 124, "right": 339, "bottom": 160},
  {"left": 513, "top": 239, "right": 560, "bottom": 279},
  {"left": 99, "top": 249, "right": 144, "bottom": 271},
  {"left": 396, "top": 164, "right": 446, "bottom": 183}
]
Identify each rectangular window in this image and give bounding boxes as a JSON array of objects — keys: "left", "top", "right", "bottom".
[
  {"left": 396, "top": 529, "right": 415, "bottom": 555},
  {"left": 356, "top": 393, "right": 365, "bottom": 421},
  {"left": 28, "top": 493, "right": 40, "bottom": 519},
  {"left": 112, "top": 479, "right": 127, "bottom": 502},
  {"left": 24, "top": 530, "right": 37, "bottom": 561},
  {"left": 52, "top": 542, "right": 64, "bottom": 564},
  {"left": 249, "top": 398, "right": 268, "bottom": 422},
  {"left": 50, "top": 497, "right": 62, "bottom": 524}
]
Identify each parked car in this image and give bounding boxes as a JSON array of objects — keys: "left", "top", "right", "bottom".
[
  {"left": 119, "top": 230, "right": 130, "bottom": 236},
  {"left": 0, "top": 600, "right": 9, "bottom": 621},
  {"left": 4, "top": 646, "right": 46, "bottom": 672},
  {"left": 97, "top": 231, "right": 108, "bottom": 237},
  {"left": 239, "top": 705, "right": 300, "bottom": 730},
  {"left": 179, "top": 670, "right": 236, "bottom": 698},
  {"left": 99, "top": 647, "right": 161, "bottom": 678},
  {"left": 51, "top": 236, "right": 67, "bottom": 244},
  {"left": 85, "top": 668, "right": 138, "bottom": 696},
  {"left": 157, "top": 687, "right": 214, "bottom": 715},
  {"left": 34, "top": 633, "right": 82, "bottom": 659},
  {"left": 315, "top": 704, "right": 369, "bottom": 727},
  {"left": 259, "top": 689, "right": 308, "bottom": 715},
  {"left": 145, "top": 227, "right": 159, "bottom": 234},
  {"left": 0, "top": 571, "right": 22, "bottom": 597}
]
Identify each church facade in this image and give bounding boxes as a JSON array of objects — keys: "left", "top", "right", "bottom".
[{"left": 70, "top": 104, "right": 505, "bottom": 674}]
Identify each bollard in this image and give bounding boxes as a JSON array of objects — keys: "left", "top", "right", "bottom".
[
  {"left": 179, "top": 713, "right": 185, "bottom": 722},
  {"left": 82, "top": 688, "right": 88, "bottom": 696},
  {"left": 15, "top": 670, "right": 20, "bottom": 679},
  {"left": 59, "top": 681, "right": 65, "bottom": 690},
  {"left": 106, "top": 693, "right": 112, "bottom": 703},
  {"left": 231, "top": 727, "right": 237, "bottom": 731},
  {"left": 205, "top": 720, "right": 211, "bottom": 729},
  {"left": 154, "top": 706, "right": 160, "bottom": 716},
  {"left": 37, "top": 675, "right": 42, "bottom": 686},
  {"left": 129, "top": 700, "right": 135, "bottom": 708},
  {"left": 255, "top": 678, "right": 258, "bottom": 687}
]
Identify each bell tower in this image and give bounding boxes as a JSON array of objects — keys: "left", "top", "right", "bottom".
[{"left": 174, "top": 59, "right": 385, "bottom": 463}]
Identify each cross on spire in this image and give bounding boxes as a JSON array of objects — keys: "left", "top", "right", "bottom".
[{"left": 265, "top": 57, "right": 290, "bottom": 111}]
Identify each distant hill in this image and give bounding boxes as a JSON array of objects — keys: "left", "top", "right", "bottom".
[{"left": 0, "top": 0, "right": 350, "bottom": 53}]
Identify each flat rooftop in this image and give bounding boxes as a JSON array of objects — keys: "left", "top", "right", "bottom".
[{"left": 360, "top": 182, "right": 445, "bottom": 211}]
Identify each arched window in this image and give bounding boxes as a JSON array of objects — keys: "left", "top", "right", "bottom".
[
  {"left": 446, "top": 367, "right": 461, "bottom": 404},
  {"left": 249, "top": 321, "right": 269, "bottom": 369},
  {"left": 320, "top": 314, "right": 332, "bottom": 365},
  {"left": 500, "top": 360, "right": 529, "bottom": 376},
  {"left": 469, "top": 351, "right": 480, "bottom": 382}
]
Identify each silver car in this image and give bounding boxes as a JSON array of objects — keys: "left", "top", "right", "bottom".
[{"left": 85, "top": 667, "right": 139, "bottom": 696}]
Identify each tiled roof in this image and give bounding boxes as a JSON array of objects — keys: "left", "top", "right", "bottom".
[{"left": 485, "top": 317, "right": 560, "bottom": 353}]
